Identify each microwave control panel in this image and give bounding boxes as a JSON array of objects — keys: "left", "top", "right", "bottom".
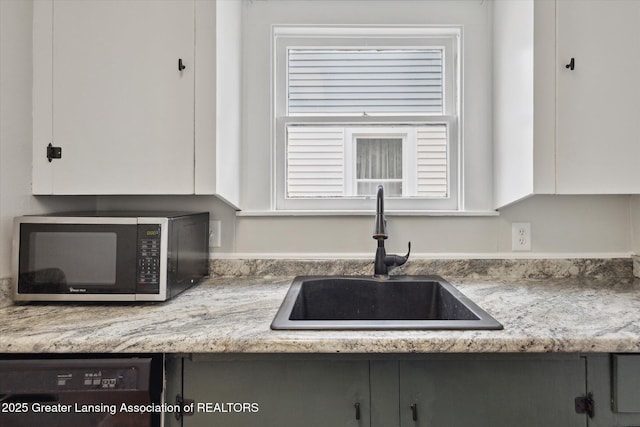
[{"left": 136, "top": 224, "right": 161, "bottom": 292}]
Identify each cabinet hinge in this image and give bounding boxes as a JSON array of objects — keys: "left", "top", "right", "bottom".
[
  {"left": 175, "top": 394, "right": 195, "bottom": 420},
  {"left": 46, "top": 143, "right": 62, "bottom": 162},
  {"left": 575, "top": 392, "right": 594, "bottom": 418}
]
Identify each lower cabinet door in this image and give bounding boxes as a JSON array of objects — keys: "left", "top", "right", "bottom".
[
  {"left": 182, "top": 357, "right": 370, "bottom": 427},
  {"left": 587, "top": 354, "right": 640, "bottom": 427},
  {"left": 399, "top": 355, "right": 587, "bottom": 427}
]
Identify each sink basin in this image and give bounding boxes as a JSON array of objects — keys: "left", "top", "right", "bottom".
[{"left": 271, "top": 276, "right": 503, "bottom": 330}]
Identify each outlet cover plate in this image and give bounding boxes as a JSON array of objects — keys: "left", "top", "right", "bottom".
[{"left": 511, "top": 222, "right": 531, "bottom": 251}]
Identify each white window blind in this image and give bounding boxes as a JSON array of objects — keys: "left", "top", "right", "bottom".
[{"left": 287, "top": 49, "right": 444, "bottom": 116}]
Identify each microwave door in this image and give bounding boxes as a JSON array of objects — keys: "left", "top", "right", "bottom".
[{"left": 17, "top": 223, "right": 138, "bottom": 296}]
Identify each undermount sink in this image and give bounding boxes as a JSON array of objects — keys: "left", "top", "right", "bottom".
[{"left": 270, "top": 276, "right": 503, "bottom": 330}]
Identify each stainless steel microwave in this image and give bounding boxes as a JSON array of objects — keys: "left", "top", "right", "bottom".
[{"left": 12, "top": 211, "right": 209, "bottom": 302}]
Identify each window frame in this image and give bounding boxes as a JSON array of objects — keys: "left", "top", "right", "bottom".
[{"left": 273, "top": 26, "right": 461, "bottom": 211}]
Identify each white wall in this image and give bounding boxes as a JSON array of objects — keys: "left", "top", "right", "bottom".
[
  {"left": 96, "top": 194, "right": 634, "bottom": 258},
  {"left": 0, "top": 0, "right": 94, "bottom": 278},
  {"left": 497, "top": 195, "right": 631, "bottom": 256},
  {"left": 231, "top": 195, "right": 632, "bottom": 257}
]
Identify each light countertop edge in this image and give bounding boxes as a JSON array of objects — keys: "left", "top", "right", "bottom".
[{"left": 1, "top": 276, "right": 640, "bottom": 354}]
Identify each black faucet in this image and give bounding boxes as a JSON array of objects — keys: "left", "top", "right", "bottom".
[{"left": 373, "top": 185, "right": 411, "bottom": 277}]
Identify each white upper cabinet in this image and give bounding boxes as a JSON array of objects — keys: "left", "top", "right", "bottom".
[
  {"left": 494, "top": 0, "right": 640, "bottom": 208},
  {"left": 33, "top": 0, "right": 241, "bottom": 205},
  {"left": 556, "top": 0, "right": 640, "bottom": 194}
]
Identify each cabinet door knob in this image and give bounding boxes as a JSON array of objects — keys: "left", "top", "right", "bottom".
[
  {"left": 355, "top": 402, "right": 360, "bottom": 420},
  {"left": 565, "top": 57, "right": 575, "bottom": 70},
  {"left": 178, "top": 58, "right": 186, "bottom": 71},
  {"left": 411, "top": 403, "right": 418, "bottom": 421}
]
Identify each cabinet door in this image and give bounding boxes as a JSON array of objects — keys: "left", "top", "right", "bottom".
[
  {"left": 34, "top": 0, "right": 195, "bottom": 194},
  {"left": 183, "top": 358, "right": 370, "bottom": 427},
  {"left": 556, "top": 0, "right": 640, "bottom": 194},
  {"left": 587, "top": 354, "right": 640, "bottom": 427},
  {"left": 399, "top": 356, "right": 586, "bottom": 427}
]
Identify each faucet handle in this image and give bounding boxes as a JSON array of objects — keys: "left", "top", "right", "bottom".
[
  {"left": 400, "top": 241, "right": 411, "bottom": 264},
  {"left": 385, "top": 241, "right": 411, "bottom": 267}
]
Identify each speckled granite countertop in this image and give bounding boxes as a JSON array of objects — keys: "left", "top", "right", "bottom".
[{"left": 1, "top": 275, "right": 640, "bottom": 354}]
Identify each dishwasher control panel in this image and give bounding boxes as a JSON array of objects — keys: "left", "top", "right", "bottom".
[{"left": 0, "top": 358, "right": 150, "bottom": 392}]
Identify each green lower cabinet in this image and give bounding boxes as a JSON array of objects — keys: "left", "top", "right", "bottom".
[
  {"left": 168, "top": 354, "right": 610, "bottom": 427},
  {"left": 181, "top": 356, "right": 370, "bottom": 427},
  {"left": 586, "top": 354, "right": 640, "bottom": 427},
  {"left": 398, "top": 355, "right": 587, "bottom": 427}
]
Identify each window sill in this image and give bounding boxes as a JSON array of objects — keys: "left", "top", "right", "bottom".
[{"left": 236, "top": 210, "right": 499, "bottom": 217}]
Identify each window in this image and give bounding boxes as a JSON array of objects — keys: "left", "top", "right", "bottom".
[{"left": 274, "top": 27, "right": 460, "bottom": 211}]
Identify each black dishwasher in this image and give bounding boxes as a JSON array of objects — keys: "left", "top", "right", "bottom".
[{"left": 0, "top": 355, "right": 162, "bottom": 427}]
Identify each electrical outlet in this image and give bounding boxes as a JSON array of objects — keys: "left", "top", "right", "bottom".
[
  {"left": 511, "top": 222, "right": 531, "bottom": 251},
  {"left": 209, "top": 220, "right": 221, "bottom": 248}
]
